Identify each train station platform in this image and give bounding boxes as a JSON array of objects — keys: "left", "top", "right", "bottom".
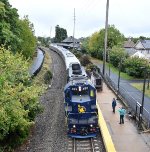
[{"left": 97, "top": 83, "right": 150, "bottom": 152}]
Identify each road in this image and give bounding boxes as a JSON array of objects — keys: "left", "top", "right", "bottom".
[{"left": 93, "top": 61, "right": 150, "bottom": 122}]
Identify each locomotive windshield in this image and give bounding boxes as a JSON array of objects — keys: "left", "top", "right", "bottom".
[{"left": 71, "top": 89, "right": 88, "bottom": 95}]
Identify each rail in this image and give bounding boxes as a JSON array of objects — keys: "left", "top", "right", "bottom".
[{"left": 69, "top": 137, "right": 101, "bottom": 152}]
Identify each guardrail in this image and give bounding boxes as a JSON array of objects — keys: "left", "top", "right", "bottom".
[{"left": 29, "top": 47, "right": 45, "bottom": 77}]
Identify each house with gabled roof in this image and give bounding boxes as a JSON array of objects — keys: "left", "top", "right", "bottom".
[
  {"left": 134, "top": 40, "right": 150, "bottom": 60},
  {"left": 123, "top": 38, "right": 137, "bottom": 56},
  {"left": 62, "top": 36, "right": 80, "bottom": 44},
  {"left": 58, "top": 36, "right": 81, "bottom": 50}
]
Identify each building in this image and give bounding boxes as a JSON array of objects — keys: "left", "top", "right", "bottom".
[
  {"left": 134, "top": 40, "right": 150, "bottom": 59},
  {"left": 57, "top": 36, "right": 81, "bottom": 50},
  {"left": 123, "top": 38, "right": 137, "bottom": 56}
]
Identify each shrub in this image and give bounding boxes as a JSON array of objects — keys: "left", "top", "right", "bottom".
[
  {"left": 124, "top": 57, "right": 148, "bottom": 78},
  {"left": 0, "top": 46, "right": 42, "bottom": 149},
  {"left": 44, "top": 70, "right": 52, "bottom": 84},
  {"left": 80, "top": 55, "right": 91, "bottom": 66}
]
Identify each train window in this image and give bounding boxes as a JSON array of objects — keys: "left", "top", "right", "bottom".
[
  {"left": 72, "top": 64, "right": 81, "bottom": 70},
  {"left": 72, "top": 90, "right": 88, "bottom": 95}
]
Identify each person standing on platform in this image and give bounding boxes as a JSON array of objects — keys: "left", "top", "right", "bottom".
[
  {"left": 118, "top": 107, "right": 126, "bottom": 124},
  {"left": 112, "top": 98, "right": 117, "bottom": 113}
]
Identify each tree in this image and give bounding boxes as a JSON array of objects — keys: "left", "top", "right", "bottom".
[
  {"left": 0, "top": 0, "right": 20, "bottom": 53},
  {"left": 0, "top": 1, "right": 36, "bottom": 59},
  {"left": 54, "top": 25, "right": 67, "bottom": 43},
  {"left": 80, "top": 37, "right": 89, "bottom": 53},
  {"left": 37, "top": 36, "right": 51, "bottom": 47},
  {"left": 87, "top": 25, "right": 125, "bottom": 59},
  {"left": 17, "top": 16, "right": 37, "bottom": 59},
  {"left": 110, "top": 46, "right": 127, "bottom": 69}
]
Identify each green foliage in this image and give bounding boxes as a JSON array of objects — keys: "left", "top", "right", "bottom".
[
  {"left": 87, "top": 25, "right": 125, "bottom": 59},
  {"left": 0, "top": 1, "right": 36, "bottom": 59},
  {"left": 0, "top": 47, "right": 42, "bottom": 149},
  {"left": 54, "top": 25, "right": 67, "bottom": 43},
  {"left": 86, "top": 63, "right": 97, "bottom": 71},
  {"left": 88, "top": 32, "right": 101, "bottom": 58},
  {"left": 38, "top": 36, "right": 51, "bottom": 47},
  {"left": 72, "top": 50, "right": 82, "bottom": 59},
  {"left": 80, "top": 37, "right": 90, "bottom": 53},
  {"left": 0, "top": 1, "right": 20, "bottom": 53},
  {"left": 44, "top": 70, "right": 52, "bottom": 84},
  {"left": 17, "top": 16, "right": 37, "bottom": 59},
  {"left": 80, "top": 55, "right": 91, "bottom": 66},
  {"left": 110, "top": 46, "right": 127, "bottom": 69},
  {"left": 124, "top": 57, "right": 148, "bottom": 78}
]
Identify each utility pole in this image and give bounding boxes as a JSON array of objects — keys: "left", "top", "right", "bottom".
[
  {"left": 50, "top": 26, "right": 52, "bottom": 43},
  {"left": 73, "top": 8, "right": 76, "bottom": 51},
  {"left": 103, "top": 0, "right": 109, "bottom": 75}
]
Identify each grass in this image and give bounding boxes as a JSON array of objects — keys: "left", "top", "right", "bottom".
[
  {"left": 90, "top": 57, "right": 134, "bottom": 80},
  {"left": 32, "top": 48, "right": 52, "bottom": 89},
  {"left": 130, "top": 83, "right": 150, "bottom": 97}
]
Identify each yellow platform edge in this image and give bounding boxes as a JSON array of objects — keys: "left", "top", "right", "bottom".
[{"left": 97, "top": 102, "right": 116, "bottom": 152}]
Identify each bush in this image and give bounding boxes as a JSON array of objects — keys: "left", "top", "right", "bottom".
[
  {"left": 124, "top": 57, "right": 148, "bottom": 78},
  {"left": 80, "top": 55, "right": 91, "bottom": 66},
  {"left": 86, "top": 63, "right": 97, "bottom": 71},
  {"left": 110, "top": 46, "right": 127, "bottom": 68},
  {"left": 0, "top": 47, "right": 42, "bottom": 149},
  {"left": 44, "top": 70, "right": 52, "bottom": 84}
]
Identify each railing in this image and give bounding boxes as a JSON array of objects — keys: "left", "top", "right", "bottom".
[
  {"left": 29, "top": 47, "right": 45, "bottom": 77},
  {"left": 94, "top": 66, "right": 150, "bottom": 129}
]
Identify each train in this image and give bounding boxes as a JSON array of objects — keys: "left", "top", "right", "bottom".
[{"left": 50, "top": 44, "right": 99, "bottom": 138}]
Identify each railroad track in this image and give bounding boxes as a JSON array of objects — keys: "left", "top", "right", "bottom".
[{"left": 67, "top": 136, "right": 103, "bottom": 152}]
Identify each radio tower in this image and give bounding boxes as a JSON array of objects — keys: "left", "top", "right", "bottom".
[{"left": 73, "top": 8, "right": 76, "bottom": 51}]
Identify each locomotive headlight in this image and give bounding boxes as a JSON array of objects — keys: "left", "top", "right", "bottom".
[
  {"left": 79, "top": 86, "right": 81, "bottom": 91},
  {"left": 90, "top": 124, "right": 93, "bottom": 127},
  {"left": 73, "top": 125, "right": 76, "bottom": 128}
]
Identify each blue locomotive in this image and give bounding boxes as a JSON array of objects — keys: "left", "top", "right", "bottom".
[
  {"left": 50, "top": 45, "right": 99, "bottom": 138},
  {"left": 64, "top": 63, "right": 99, "bottom": 138}
]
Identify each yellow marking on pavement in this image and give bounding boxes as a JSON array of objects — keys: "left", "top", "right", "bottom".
[{"left": 97, "top": 103, "right": 116, "bottom": 152}]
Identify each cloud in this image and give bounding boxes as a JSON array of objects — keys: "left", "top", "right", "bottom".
[{"left": 9, "top": 0, "right": 150, "bottom": 38}]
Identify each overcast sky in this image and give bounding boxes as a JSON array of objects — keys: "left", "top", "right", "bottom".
[{"left": 9, "top": 0, "right": 150, "bottom": 38}]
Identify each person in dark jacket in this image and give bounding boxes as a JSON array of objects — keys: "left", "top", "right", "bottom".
[{"left": 112, "top": 98, "right": 117, "bottom": 113}]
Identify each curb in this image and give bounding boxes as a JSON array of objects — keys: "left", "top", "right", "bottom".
[{"left": 97, "top": 102, "right": 116, "bottom": 152}]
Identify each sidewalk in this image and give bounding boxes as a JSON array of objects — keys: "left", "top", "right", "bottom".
[{"left": 97, "top": 83, "right": 150, "bottom": 152}]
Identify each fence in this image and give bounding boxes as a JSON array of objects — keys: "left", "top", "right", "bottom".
[{"left": 94, "top": 66, "right": 150, "bottom": 129}]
